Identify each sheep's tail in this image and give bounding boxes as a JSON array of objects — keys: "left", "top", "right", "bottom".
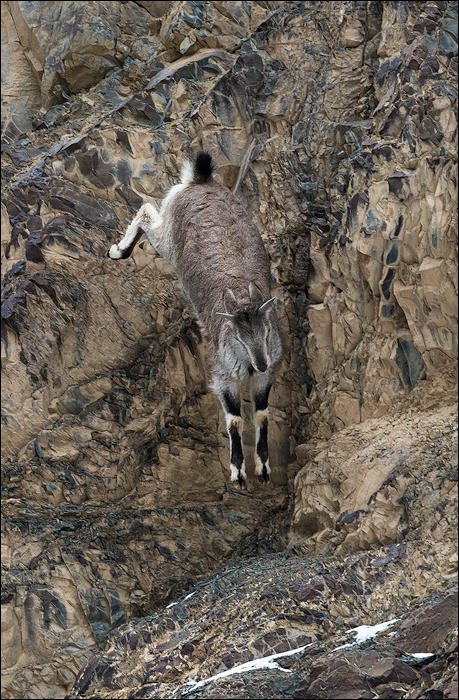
[{"left": 181, "top": 152, "right": 214, "bottom": 186}]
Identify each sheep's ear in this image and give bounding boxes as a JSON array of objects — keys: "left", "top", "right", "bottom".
[
  {"left": 258, "top": 297, "right": 275, "bottom": 315},
  {"left": 216, "top": 312, "right": 236, "bottom": 321},
  {"left": 223, "top": 288, "right": 238, "bottom": 314},
  {"left": 249, "top": 282, "right": 264, "bottom": 306}
]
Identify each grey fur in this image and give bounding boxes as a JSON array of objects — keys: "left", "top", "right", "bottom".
[{"left": 109, "top": 155, "right": 283, "bottom": 486}]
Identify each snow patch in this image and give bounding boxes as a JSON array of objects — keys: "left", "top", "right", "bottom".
[
  {"left": 166, "top": 591, "right": 197, "bottom": 609},
  {"left": 409, "top": 653, "right": 435, "bottom": 659},
  {"left": 332, "top": 618, "right": 400, "bottom": 651},
  {"left": 181, "top": 643, "right": 312, "bottom": 694}
]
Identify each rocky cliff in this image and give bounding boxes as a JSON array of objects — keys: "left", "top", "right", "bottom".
[{"left": 1, "top": 1, "right": 457, "bottom": 699}]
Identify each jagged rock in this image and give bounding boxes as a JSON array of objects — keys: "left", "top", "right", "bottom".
[
  {"left": 1, "top": 1, "right": 457, "bottom": 699},
  {"left": 159, "top": 1, "right": 284, "bottom": 57},
  {"left": 135, "top": 1, "right": 173, "bottom": 18},
  {"left": 1, "top": 2, "right": 42, "bottom": 136},
  {"left": 66, "top": 548, "right": 457, "bottom": 698},
  {"left": 291, "top": 404, "right": 457, "bottom": 554},
  {"left": 396, "top": 591, "right": 458, "bottom": 654},
  {"left": 7, "top": 1, "right": 159, "bottom": 109}
]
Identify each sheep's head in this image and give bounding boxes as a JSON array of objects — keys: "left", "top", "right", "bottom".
[{"left": 217, "top": 283, "right": 275, "bottom": 373}]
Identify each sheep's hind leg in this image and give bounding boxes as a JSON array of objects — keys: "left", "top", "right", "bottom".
[
  {"left": 217, "top": 381, "right": 246, "bottom": 488},
  {"left": 108, "top": 203, "right": 163, "bottom": 260}
]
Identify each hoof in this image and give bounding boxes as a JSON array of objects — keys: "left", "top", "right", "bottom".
[
  {"left": 236, "top": 474, "right": 246, "bottom": 489},
  {"left": 258, "top": 465, "right": 270, "bottom": 484}
]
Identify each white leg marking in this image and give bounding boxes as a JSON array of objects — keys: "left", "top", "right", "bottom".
[
  {"left": 230, "top": 464, "right": 241, "bottom": 482},
  {"left": 255, "top": 454, "right": 270, "bottom": 477},
  {"left": 254, "top": 409, "right": 269, "bottom": 427},
  {"left": 226, "top": 414, "right": 243, "bottom": 430},
  {"left": 226, "top": 415, "right": 246, "bottom": 483},
  {"left": 109, "top": 203, "right": 161, "bottom": 258},
  {"left": 108, "top": 243, "right": 123, "bottom": 259}
]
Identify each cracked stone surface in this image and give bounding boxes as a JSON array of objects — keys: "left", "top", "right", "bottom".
[{"left": 1, "top": 1, "right": 457, "bottom": 698}]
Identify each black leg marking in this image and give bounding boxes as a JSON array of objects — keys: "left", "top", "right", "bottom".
[
  {"left": 229, "top": 421, "right": 246, "bottom": 488},
  {"left": 256, "top": 417, "right": 268, "bottom": 463},
  {"left": 107, "top": 225, "right": 145, "bottom": 259},
  {"left": 253, "top": 369, "right": 270, "bottom": 480},
  {"left": 222, "top": 390, "right": 241, "bottom": 417},
  {"left": 256, "top": 417, "right": 269, "bottom": 483},
  {"left": 219, "top": 385, "right": 245, "bottom": 485},
  {"left": 254, "top": 383, "right": 272, "bottom": 412},
  {"left": 229, "top": 423, "right": 244, "bottom": 470},
  {"left": 120, "top": 225, "right": 145, "bottom": 259}
]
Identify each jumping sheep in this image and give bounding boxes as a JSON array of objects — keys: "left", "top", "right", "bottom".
[{"left": 108, "top": 153, "right": 282, "bottom": 487}]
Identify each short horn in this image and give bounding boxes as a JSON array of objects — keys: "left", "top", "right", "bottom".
[
  {"left": 223, "top": 288, "right": 238, "bottom": 314},
  {"left": 258, "top": 297, "right": 275, "bottom": 313}
]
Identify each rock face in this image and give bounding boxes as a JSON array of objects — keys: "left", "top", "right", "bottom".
[
  {"left": 67, "top": 555, "right": 458, "bottom": 699},
  {"left": 1, "top": 1, "right": 457, "bottom": 699}
]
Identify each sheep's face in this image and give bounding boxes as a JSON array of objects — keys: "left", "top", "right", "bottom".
[{"left": 217, "top": 285, "right": 275, "bottom": 374}]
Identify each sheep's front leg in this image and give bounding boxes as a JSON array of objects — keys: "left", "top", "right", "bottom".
[
  {"left": 252, "top": 375, "right": 272, "bottom": 483},
  {"left": 108, "top": 203, "right": 163, "bottom": 260},
  {"left": 217, "top": 381, "right": 246, "bottom": 488}
]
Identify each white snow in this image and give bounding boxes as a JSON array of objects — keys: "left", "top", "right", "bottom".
[
  {"left": 181, "top": 643, "right": 312, "bottom": 694},
  {"left": 171, "top": 613, "right": 434, "bottom": 697},
  {"left": 332, "top": 618, "right": 400, "bottom": 651},
  {"left": 331, "top": 619, "right": 436, "bottom": 661},
  {"left": 409, "top": 653, "right": 435, "bottom": 659},
  {"left": 166, "top": 591, "right": 197, "bottom": 609},
  {"left": 331, "top": 642, "right": 354, "bottom": 651},
  {"left": 349, "top": 618, "right": 401, "bottom": 643}
]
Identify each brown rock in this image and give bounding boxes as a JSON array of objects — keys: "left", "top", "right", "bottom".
[
  {"left": 135, "top": 1, "right": 173, "bottom": 18},
  {"left": 396, "top": 591, "right": 458, "bottom": 653},
  {"left": 1, "top": 3, "right": 42, "bottom": 134},
  {"left": 1, "top": 1, "right": 457, "bottom": 698},
  {"left": 289, "top": 577, "right": 325, "bottom": 603},
  {"left": 291, "top": 405, "right": 457, "bottom": 554},
  {"left": 366, "top": 658, "right": 418, "bottom": 685},
  {"left": 8, "top": 1, "right": 157, "bottom": 108},
  {"left": 305, "top": 659, "right": 376, "bottom": 699}
]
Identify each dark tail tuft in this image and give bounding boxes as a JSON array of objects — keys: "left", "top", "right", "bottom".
[{"left": 193, "top": 153, "right": 214, "bottom": 184}]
